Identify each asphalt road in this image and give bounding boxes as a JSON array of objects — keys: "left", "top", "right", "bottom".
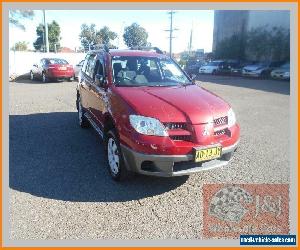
[{"left": 9, "top": 75, "right": 290, "bottom": 240}]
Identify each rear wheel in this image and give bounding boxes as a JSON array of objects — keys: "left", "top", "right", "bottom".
[
  {"left": 42, "top": 72, "right": 47, "bottom": 83},
  {"left": 30, "top": 71, "right": 34, "bottom": 81},
  {"left": 77, "top": 95, "right": 89, "bottom": 128},
  {"left": 105, "top": 129, "right": 131, "bottom": 181}
]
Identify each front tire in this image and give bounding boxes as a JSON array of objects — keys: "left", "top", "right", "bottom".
[{"left": 105, "top": 129, "right": 131, "bottom": 181}]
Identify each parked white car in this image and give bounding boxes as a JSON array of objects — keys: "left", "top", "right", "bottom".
[{"left": 199, "top": 61, "right": 224, "bottom": 74}]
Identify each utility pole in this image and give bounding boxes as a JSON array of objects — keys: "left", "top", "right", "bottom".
[
  {"left": 188, "top": 22, "right": 193, "bottom": 56},
  {"left": 165, "top": 11, "right": 178, "bottom": 57},
  {"left": 43, "top": 10, "right": 49, "bottom": 53}
]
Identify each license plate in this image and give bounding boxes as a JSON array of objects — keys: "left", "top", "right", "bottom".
[
  {"left": 59, "top": 67, "right": 67, "bottom": 70},
  {"left": 194, "top": 146, "right": 222, "bottom": 162}
]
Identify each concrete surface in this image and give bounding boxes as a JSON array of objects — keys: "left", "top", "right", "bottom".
[{"left": 9, "top": 75, "right": 290, "bottom": 239}]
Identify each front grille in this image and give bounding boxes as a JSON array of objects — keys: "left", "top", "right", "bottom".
[
  {"left": 214, "top": 116, "right": 228, "bottom": 126},
  {"left": 164, "top": 122, "right": 187, "bottom": 130},
  {"left": 170, "top": 135, "right": 191, "bottom": 141}
]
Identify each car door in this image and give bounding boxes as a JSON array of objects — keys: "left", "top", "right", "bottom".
[
  {"left": 88, "top": 54, "right": 108, "bottom": 131},
  {"left": 79, "top": 53, "right": 96, "bottom": 115}
]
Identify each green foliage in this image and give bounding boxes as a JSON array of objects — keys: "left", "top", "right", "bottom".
[
  {"left": 11, "top": 41, "right": 28, "bottom": 51},
  {"left": 79, "top": 24, "right": 117, "bottom": 51},
  {"left": 123, "top": 23, "right": 148, "bottom": 48},
  {"left": 215, "top": 26, "right": 290, "bottom": 61},
  {"left": 33, "top": 21, "right": 61, "bottom": 52},
  {"left": 9, "top": 10, "right": 34, "bottom": 31}
]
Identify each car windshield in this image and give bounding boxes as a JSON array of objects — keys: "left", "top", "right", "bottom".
[
  {"left": 112, "top": 56, "right": 191, "bottom": 87},
  {"left": 280, "top": 63, "right": 290, "bottom": 69},
  {"left": 49, "top": 58, "right": 68, "bottom": 65}
]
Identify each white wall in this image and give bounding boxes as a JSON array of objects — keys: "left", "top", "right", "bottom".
[{"left": 9, "top": 51, "right": 86, "bottom": 76}]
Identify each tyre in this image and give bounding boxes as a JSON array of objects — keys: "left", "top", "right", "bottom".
[
  {"left": 105, "top": 129, "right": 131, "bottom": 181},
  {"left": 42, "top": 72, "right": 48, "bottom": 83},
  {"left": 77, "top": 95, "right": 90, "bottom": 128},
  {"left": 222, "top": 152, "right": 233, "bottom": 161},
  {"left": 212, "top": 70, "right": 217, "bottom": 75},
  {"left": 30, "top": 71, "right": 34, "bottom": 81}
]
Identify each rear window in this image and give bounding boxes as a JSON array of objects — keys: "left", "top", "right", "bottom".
[{"left": 48, "top": 59, "right": 68, "bottom": 65}]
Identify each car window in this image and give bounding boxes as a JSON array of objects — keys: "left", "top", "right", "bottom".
[
  {"left": 48, "top": 58, "right": 68, "bottom": 65},
  {"left": 83, "top": 54, "right": 97, "bottom": 78},
  {"left": 112, "top": 56, "right": 191, "bottom": 87},
  {"left": 92, "top": 59, "right": 104, "bottom": 81}
]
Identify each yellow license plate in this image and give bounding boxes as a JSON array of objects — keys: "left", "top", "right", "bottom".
[{"left": 194, "top": 146, "right": 222, "bottom": 162}]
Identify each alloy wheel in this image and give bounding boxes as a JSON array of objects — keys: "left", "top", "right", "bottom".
[{"left": 107, "top": 137, "right": 120, "bottom": 175}]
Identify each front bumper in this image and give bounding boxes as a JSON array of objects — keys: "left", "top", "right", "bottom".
[{"left": 121, "top": 140, "right": 239, "bottom": 177}]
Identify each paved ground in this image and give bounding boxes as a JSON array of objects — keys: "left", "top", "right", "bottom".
[{"left": 9, "top": 75, "right": 290, "bottom": 240}]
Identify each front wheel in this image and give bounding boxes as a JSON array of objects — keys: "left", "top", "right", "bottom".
[{"left": 105, "top": 129, "right": 131, "bottom": 181}]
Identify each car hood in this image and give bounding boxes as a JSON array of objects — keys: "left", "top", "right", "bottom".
[
  {"left": 115, "top": 85, "right": 230, "bottom": 124},
  {"left": 244, "top": 65, "right": 265, "bottom": 71},
  {"left": 200, "top": 65, "right": 218, "bottom": 70},
  {"left": 272, "top": 68, "right": 289, "bottom": 74}
]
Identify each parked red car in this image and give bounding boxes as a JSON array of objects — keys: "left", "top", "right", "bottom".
[
  {"left": 30, "top": 58, "right": 74, "bottom": 83},
  {"left": 76, "top": 47, "right": 240, "bottom": 181}
]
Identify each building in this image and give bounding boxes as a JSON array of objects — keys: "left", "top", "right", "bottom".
[{"left": 213, "top": 10, "right": 290, "bottom": 60}]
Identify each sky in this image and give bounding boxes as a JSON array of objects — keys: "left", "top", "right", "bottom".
[{"left": 9, "top": 10, "right": 214, "bottom": 53}]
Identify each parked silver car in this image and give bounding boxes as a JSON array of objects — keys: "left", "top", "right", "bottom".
[{"left": 271, "top": 63, "right": 290, "bottom": 80}]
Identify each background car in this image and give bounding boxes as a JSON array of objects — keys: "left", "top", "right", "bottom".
[
  {"left": 270, "top": 62, "right": 290, "bottom": 80},
  {"left": 74, "top": 60, "right": 84, "bottom": 79},
  {"left": 199, "top": 60, "right": 225, "bottom": 74},
  {"left": 30, "top": 58, "right": 74, "bottom": 83},
  {"left": 185, "top": 60, "right": 204, "bottom": 76},
  {"left": 216, "top": 60, "right": 241, "bottom": 75},
  {"left": 242, "top": 61, "right": 284, "bottom": 78}
]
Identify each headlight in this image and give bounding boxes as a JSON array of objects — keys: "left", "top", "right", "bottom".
[
  {"left": 228, "top": 108, "right": 236, "bottom": 127},
  {"left": 129, "top": 115, "right": 168, "bottom": 136},
  {"left": 283, "top": 72, "right": 290, "bottom": 77}
]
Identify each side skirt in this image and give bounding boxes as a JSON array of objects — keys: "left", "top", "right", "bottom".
[{"left": 84, "top": 112, "right": 104, "bottom": 139}]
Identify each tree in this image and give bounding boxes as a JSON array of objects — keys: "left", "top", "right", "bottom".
[
  {"left": 79, "top": 24, "right": 99, "bottom": 51},
  {"left": 11, "top": 41, "right": 28, "bottom": 51},
  {"left": 9, "top": 10, "right": 34, "bottom": 31},
  {"left": 33, "top": 21, "right": 61, "bottom": 52},
  {"left": 123, "top": 23, "right": 148, "bottom": 48},
  {"left": 79, "top": 24, "right": 118, "bottom": 51},
  {"left": 97, "top": 26, "right": 117, "bottom": 46}
]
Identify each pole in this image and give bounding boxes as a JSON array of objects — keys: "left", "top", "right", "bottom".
[
  {"left": 43, "top": 10, "right": 49, "bottom": 53},
  {"left": 169, "top": 11, "right": 173, "bottom": 57},
  {"left": 165, "top": 11, "right": 178, "bottom": 58}
]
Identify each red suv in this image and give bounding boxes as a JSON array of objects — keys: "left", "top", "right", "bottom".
[{"left": 76, "top": 47, "right": 240, "bottom": 181}]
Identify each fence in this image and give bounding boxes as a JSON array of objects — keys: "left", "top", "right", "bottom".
[{"left": 9, "top": 51, "right": 86, "bottom": 77}]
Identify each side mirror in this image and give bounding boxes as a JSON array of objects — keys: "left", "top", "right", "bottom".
[{"left": 95, "top": 74, "right": 105, "bottom": 87}]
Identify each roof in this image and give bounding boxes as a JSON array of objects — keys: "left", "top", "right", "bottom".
[{"left": 89, "top": 49, "right": 167, "bottom": 58}]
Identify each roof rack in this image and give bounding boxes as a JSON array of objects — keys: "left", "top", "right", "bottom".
[
  {"left": 130, "top": 46, "right": 164, "bottom": 54},
  {"left": 93, "top": 44, "right": 110, "bottom": 53}
]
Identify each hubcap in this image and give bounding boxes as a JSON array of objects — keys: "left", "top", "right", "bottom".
[{"left": 107, "top": 137, "right": 119, "bottom": 175}]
